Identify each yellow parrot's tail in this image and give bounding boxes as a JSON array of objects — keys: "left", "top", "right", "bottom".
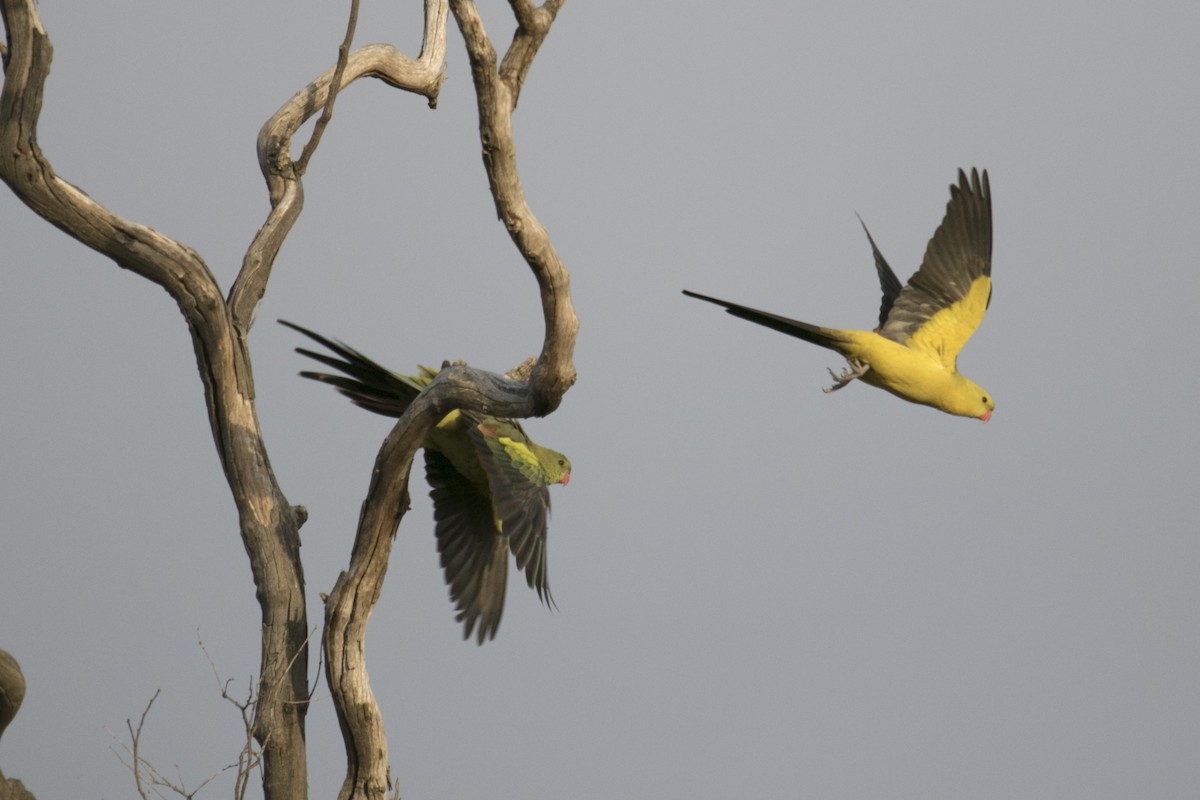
[{"left": 682, "top": 290, "right": 847, "bottom": 352}]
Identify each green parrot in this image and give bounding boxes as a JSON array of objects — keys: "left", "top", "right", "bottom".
[{"left": 279, "top": 320, "right": 571, "bottom": 644}]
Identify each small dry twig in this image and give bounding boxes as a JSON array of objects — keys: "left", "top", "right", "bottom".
[
  {"left": 294, "top": 0, "right": 360, "bottom": 176},
  {"left": 110, "top": 690, "right": 223, "bottom": 800}
]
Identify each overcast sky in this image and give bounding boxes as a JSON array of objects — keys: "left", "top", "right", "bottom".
[{"left": 3, "top": 2, "right": 1199, "bottom": 798}]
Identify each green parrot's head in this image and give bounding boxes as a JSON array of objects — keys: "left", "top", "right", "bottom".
[{"left": 537, "top": 446, "right": 571, "bottom": 486}]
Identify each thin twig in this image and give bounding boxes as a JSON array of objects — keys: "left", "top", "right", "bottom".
[
  {"left": 111, "top": 688, "right": 226, "bottom": 800},
  {"left": 128, "top": 689, "right": 160, "bottom": 800},
  {"left": 197, "top": 632, "right": 265, "bottom": 800},
  {"left": 295, "top": 0, "right": 360, "bottom": 176}
]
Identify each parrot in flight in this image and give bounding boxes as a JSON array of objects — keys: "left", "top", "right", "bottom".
[
  {"left": 279, "top": 320, "right": 571, "bottom": 644},
  {"left": 684, "top": 168, "right": 995, "bottom": 422}
]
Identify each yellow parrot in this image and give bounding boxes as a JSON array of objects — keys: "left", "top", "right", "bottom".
[{"left": 684, "top": 168, "right": 994, "bottom": 422}]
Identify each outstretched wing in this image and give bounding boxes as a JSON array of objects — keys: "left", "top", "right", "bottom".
[
  {"left": 425, "top": 449, "right": 510, "bottom": 644},
  {"left": 856, "top": 214, "right": 904, "bottom": 328},
  {"left": 464, "top": 414, "right": 555, "bottom": 609},
  {"left": 279, "top": 319, "right": 430, "bottom": 418},
  {"left": 876, "top": 168, "right": 993, "bottom": 370}
]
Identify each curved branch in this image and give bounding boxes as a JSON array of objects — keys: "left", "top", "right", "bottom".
[
  {"left": 230, "top": 1, "right": 450, "bottom": 330},
  {"left": 0, "top": 1, "right": 223, "bottom": 320},
  {"left": 323, "top": 397, "right": 431, "bottom": 800},
  {"left": 450, "top": 0, "right": 578, "bottom": 414}
]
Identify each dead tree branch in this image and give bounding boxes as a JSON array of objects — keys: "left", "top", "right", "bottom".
[
  {"left": 450, "top": 0, "right": 578, "bottom": 412},
  {"left": 199, "top": 634, "right": 266, "bottom": 800},
  {"left": 111, "top": 690, "right": 223, "bottom": 800},
  {"left": 295, "top": 0, "right": 361, "bottom": 177},
  {"left": 236, "top": 0, "right": 449, "bottom": 329},
  {"left": 323, "top": 396, "right": 430, "bottom": 800}
]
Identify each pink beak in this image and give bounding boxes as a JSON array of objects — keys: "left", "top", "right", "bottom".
[
  {"left": 559, "top": 473, "right": 570, "bottom": 486},
  {"left": 980, "top": 411, "right": 992, "bottom": 423}
]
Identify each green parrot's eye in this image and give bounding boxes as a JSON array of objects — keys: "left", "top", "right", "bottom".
[{"left": 981, "top": 396, "right": 988, "bottom": 404}]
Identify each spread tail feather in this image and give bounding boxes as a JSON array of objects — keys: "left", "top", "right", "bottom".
[{"left": 279, "top": 319, "right": 427, "bottom": 418}]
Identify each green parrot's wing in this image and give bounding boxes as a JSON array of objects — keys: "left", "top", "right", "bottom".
[
  {"left": 280, "top": 320, "right": 429, "bottom": 417},
  {"left": 463, "top": 414, "right": 557, "bottom": 609},
  {"left": 425, "top": 449, "right": 509, "bottom": 644}
]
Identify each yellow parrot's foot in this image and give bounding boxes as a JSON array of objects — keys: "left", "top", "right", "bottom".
[{"left": 823, "top": 360, "right": 869, "bottom": 393}]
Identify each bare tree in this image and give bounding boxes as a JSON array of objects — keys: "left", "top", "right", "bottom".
[{"left": 0, "top": 0, "right": 575, "bottom": 798}]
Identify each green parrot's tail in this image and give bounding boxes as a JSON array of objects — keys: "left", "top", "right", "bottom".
[{"left": 279, "top": 320, "right": 432, "bottom": 418}]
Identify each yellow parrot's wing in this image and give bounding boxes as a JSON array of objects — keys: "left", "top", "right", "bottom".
[
  {"left": 857, "top": 215, "right": 905, "bottom": 328},
  {"left": 877, "top": 168, "right": 992, "bottom": 371}
]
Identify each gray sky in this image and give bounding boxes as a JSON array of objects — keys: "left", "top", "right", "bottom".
[{"left": 3, "top": 2, "right": 1199, "bottom": 798}]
